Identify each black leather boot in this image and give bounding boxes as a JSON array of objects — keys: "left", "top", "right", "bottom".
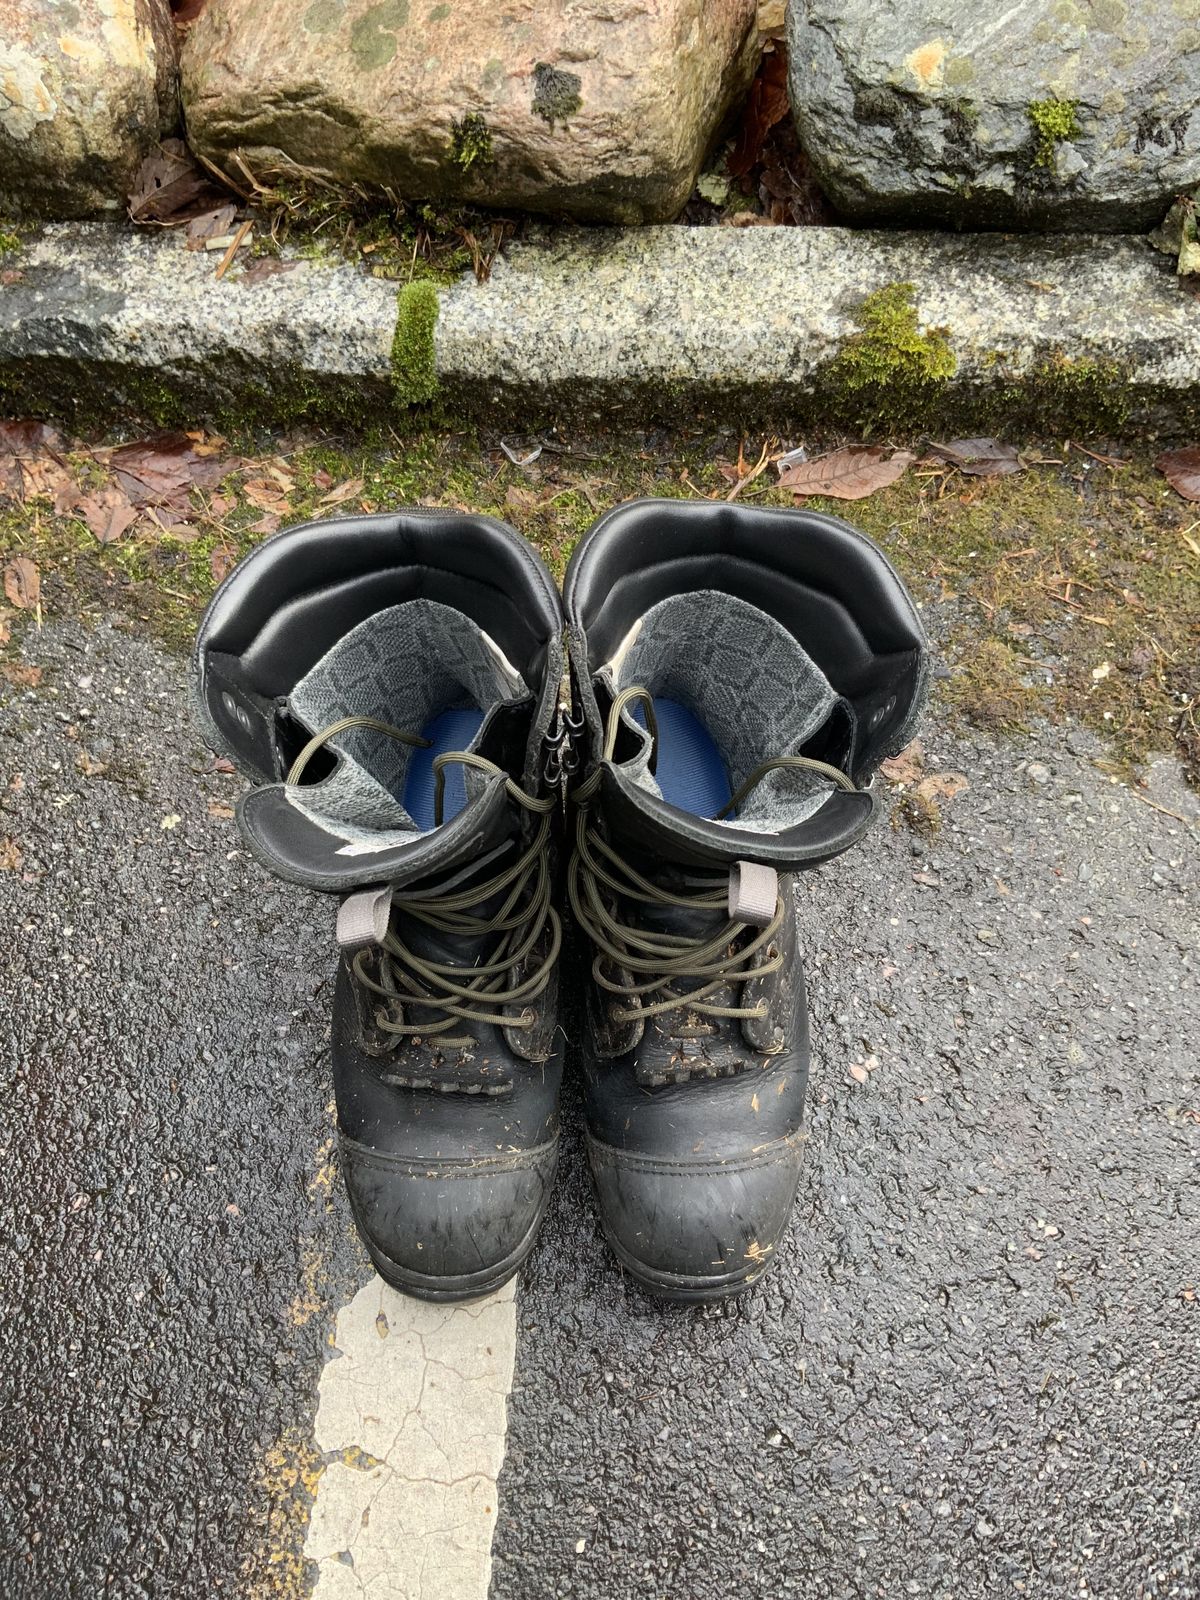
[
  {"left": 193, "top": 511, "right": 566, "bottom": 1302},
  {"left": 563, "top": 500, "right": 929, "bottom": 1301}
]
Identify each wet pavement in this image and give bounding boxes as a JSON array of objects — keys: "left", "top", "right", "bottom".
[
  {"left": 1, "top": 613, "right": 1197, "bottom": 1600},
  {"left": 0, "top": 616, "right": 366, "bottom": 1599}
]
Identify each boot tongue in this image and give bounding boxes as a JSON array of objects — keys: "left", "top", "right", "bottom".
[{"left": 236, "top": 772, "right": 515, "bottom": 893}]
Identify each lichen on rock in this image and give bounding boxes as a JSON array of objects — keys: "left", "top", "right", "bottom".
[
  {"left": 530, "top": 63, "right": 583, "bottom": 128},
  {"left": 786, "top": 0, "right": 1200, "bottom": 230},
  {"left": 181, "top": 0, "right": 757, "bottom": 224},
  {"left": 0, "top": 0, "right": 178, "bottom": 219}
]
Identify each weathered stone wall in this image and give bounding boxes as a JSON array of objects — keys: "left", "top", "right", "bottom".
[
  {"left": 786, "top": 0, "right": 1200, "bottom": 230},
  {"left": 181, "top": 0, "right": 759, "bottom": 224},
  {"left": 0, "top": 0, "right": 178, "bottom": 218}
]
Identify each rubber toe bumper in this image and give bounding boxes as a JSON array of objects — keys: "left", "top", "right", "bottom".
[
  {"left": 340, "top": 1134, "right": 558, "bottom": 1302},
  {"left": 586, "top": 1133, "right": 803, "bottom": 1302}
]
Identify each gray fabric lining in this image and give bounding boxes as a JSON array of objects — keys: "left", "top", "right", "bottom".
[
  {"left": 601, "top": 590, "right": 850, "bottom": 832},
  {"left": 286, "top": 599, "right": 524, "bottom": 843}
]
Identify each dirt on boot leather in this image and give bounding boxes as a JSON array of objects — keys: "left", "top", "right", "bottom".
[
  {"left": 563, "top": 499, "right": 929, "bottom": 1301},
  {"left": 192, "top": 511, "right": 566, "bottom": 1302}
]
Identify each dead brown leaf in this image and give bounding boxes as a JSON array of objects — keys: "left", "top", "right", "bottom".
[
  {"left": 729, "top": 45, "right": 790, "bottom": 179},
  {"left": 756, "top": 118, "right": 835, "bottom": 227},
  {"left": 247, "top": 512, "right": 281, "bottom": 535},
  {"left": 879, "top": 739, "right": 925, "bottom": 786},
  {"left": 0, "top": 419, "right": 63, "bottom": 457},
  {"left": 129, "top": 138, "right": 224, "bottom": 225},
  {"left": 0, "top": 837, "right": 23, "bottom": 872},
  {"left": 76, "top": 485, "right": 139, "bottom": 544},
  {"left": 0, "top": 610, "right": 10, "bottom": 646},
  {"left": 916, "top": 771, "right": 970, "bottom": 803},
  {"left": 780, "top": 446, "right": 916, "bottom": 501},
  {"left": 2, "top": 663, "right": 42, "bottom": 687},
  {"left": 241, "top": 477, "right": 290, "bottom": 514},
  {"left": 210, "top": 543, "right": 237, "bottom": 584},
  {"left": 75, "top": 749, "right": 108, "bottom": 777},
  {"left": 504, "top": 484, "right": 539, "bottom": 517},
  {"left": 320, "top": 476, "right": 365, "bottom": 507},
  {"left": 207, "top": 799, "right": 235, "bottom": 819},
  {"left": 185, "top": 203, "right": 238, "bottom": 251},
  {"left": 930, "top": 439, "right": 1025, "bottom": 477},
  {"left": 4, "top": 556, "right": 40, "bottom": 611},
  {"left": 0, "top": 419, "right": 69, "bottom": 504},
  {"left": 241, "top": 256, "right": 300, "bottom": 286},
  {"left": 105, "top": 432, "right": 238, "bottom": 518},
  {"left": 1155, "top": 446, "right": 1200, "bottom": 503}
]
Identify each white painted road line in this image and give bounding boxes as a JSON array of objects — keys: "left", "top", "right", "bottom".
[{"left": 305, "top": 1275, "right": 517, "bottom": 1600}]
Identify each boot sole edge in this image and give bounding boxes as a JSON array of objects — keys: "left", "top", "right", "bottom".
[
  {"left": 600, "top": 1224, "right": 775, "bottom": 1304},
  {"left": 355, "top": 1194, "right": 551, "bottom": 1304}
]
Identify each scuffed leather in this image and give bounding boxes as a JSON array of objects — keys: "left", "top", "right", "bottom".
[{"left": 341, "top": 1133, "right": 558, "bottom": 1287}]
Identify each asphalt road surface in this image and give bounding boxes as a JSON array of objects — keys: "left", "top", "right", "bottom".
[{"left": 1, "top": 614, "right": 1196, "bottom": 1600}]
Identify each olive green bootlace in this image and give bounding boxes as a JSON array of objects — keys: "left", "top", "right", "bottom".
[
  {"left": 289, "top": 716, "right": 561, "bottom": 1041},
  {"left": 567, "top": 686, "right": 856, "bottom": 1027}
]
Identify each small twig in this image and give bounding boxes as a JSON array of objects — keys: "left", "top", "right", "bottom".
[
  {"left": 1041, "top": 582, "right": 1087, "bottom": 611},
  {"left": 1131, "top": 790, "right": 1196, "bottom": 827},
  {"left": 1068, "top": 441, "right": 1131, "bottom": 468},
  {"left": 726, "top": 439, "right": 774, "bottom": 502},
  {"left": 215, "top": 219, "right": 252, "bottom": 279}
]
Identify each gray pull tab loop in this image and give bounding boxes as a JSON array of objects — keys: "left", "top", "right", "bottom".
[
  {"left": 728, "top": 861, "right": 779, "bottom": 928},
  {"left": 337, "top": 885, "right": 392, "bottom": 951}
]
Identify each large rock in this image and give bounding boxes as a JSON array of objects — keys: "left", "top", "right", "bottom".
[
  {"left": 787, "top": 1, "right": 1200, "bottom": 230},
  {"left": 181, "top": 0, "right": 757, "bottom": 224},
  {"left": 0, "top": 1, "right": 178, "bottom": 218}
]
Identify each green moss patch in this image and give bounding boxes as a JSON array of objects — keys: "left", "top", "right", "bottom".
[
  {"left": 1028, "top": 97, "right": 1081, "bottom": 167},
  {"left": 818, "top": 283, "right": 956, "bottom": 437},
  {"left": 391, "top": 280, "right": 440, "bottom": 406},
  {"left": 451, "top": 113, "right": 493, "bottom": 171}
]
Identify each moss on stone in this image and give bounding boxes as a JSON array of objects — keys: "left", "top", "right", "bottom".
[
  {"left": 531, "top": 63, "right": 583, "bottom": 127},
  {"left": 0, "top": 230, "right": 21, "bottom": 256},
  {"left": 451, "top": 112, "right": 493, "bottom": 171},
  {"left": 817, "top": 282, "right": 956, "bottom": 435},
  {"left": 1014, "top": 351, "right": 1133, "bottom": 435},
  {"left": 391, "top": 280, "right": 440, "bottom": 406},
  {"left": 1028, "top": 97, "right": 1081, "bottom": 167}
]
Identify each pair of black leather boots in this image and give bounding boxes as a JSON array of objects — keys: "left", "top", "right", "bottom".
[{"left": 193, "top": 498, "right": 927, "bottom": 1304}]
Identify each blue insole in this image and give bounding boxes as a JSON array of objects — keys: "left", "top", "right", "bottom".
[
  {"left": 403, "top": 706, "right": 486, "bottom": 830},
  {"left": 633, "top": 697, "right": 732, "bottom": 818}
]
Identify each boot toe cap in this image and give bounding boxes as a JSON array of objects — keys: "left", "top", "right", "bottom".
[
  {"left": 340, "top": 1134, "right": 558, "bottom": 1302},
  {"left": 586, "top": 1133, "right": 803, "bottom": 1302}
]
